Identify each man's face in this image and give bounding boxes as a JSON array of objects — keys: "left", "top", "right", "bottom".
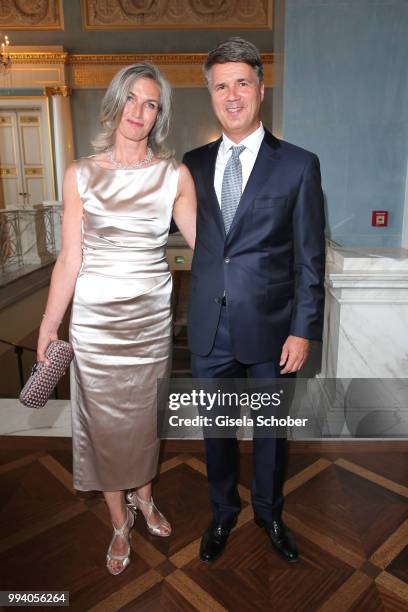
[{"left": 209, "top": 62, "right": 264, "bottom": 143}]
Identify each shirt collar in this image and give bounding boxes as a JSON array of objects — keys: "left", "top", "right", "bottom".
[{"left": 221, "top": 122, "right": 265, "bottom": 156}]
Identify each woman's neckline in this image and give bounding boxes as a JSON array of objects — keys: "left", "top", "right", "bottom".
[{"left": 87, "top": 155, "right": 167, "bottom": 171}]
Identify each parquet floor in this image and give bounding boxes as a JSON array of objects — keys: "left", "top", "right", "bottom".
[{"left": 0, "top": 437, "right": 407, "bottom": 611}]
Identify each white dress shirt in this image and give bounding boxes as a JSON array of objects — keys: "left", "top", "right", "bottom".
[{"left": 214, "top": 122, "right": 265, "bottom": 207}]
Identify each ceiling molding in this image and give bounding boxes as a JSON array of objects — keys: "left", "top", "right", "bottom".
[{"left": 4, "top": 52, "right": 274, "bottom": 89}]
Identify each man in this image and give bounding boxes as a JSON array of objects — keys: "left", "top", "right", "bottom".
[{"left": 182, "top": 38, "right": 325, "bottom": 563}]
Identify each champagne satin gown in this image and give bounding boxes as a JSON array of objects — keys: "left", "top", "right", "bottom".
[{"left": 69, "top": 156, "right": 179, "bottom": 491}]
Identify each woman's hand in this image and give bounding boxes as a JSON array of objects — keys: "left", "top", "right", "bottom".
[{"left": 37, "top": 320, "right": 59, "bottom": 366}]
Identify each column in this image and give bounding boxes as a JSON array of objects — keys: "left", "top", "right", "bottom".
[{"left": 44, "top": 86, "right": 74, "bottom": 200}]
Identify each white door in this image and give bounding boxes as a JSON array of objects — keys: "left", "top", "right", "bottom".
[
  {"left": 0, "top": 103, "right": 55, "bottom": 209},
  {"left": 0, "top": 111, "right": 24, "bottom": 208}
]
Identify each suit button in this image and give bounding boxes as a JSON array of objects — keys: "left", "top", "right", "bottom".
[{"left": 224, "top": 257, "right": 230, "bottom": 264}]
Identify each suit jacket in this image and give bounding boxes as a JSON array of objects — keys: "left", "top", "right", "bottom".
[{"left": 182, "top": 129, "right": 326, "bottom": 363}]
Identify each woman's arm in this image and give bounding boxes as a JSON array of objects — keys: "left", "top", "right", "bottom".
[
  {"left": 172, "top": 163, "right": 197, "bottom": 250},
  {"left": 37, "top": 163, "right": 83, "bottom": 364}
]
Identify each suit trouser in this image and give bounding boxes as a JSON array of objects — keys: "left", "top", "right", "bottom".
[{"left": 191, "top": 304, "right": 294, "bottom": 524}]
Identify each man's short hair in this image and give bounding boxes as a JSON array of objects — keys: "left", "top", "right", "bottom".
[{"left": 204, "top": 37, "right": 264, "bottom": 86}]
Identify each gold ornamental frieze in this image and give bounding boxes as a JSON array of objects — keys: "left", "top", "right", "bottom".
[
  {"left": 0, "top": 0, "right": 64, "bottom": 30},
  {"left": 81, "top": 0, "right": 272, "bottom": 30},
  {"left": 9, "top": 52, "right": 68, "bottom": 64},
  {"left": 5, "top": 51, "right": 273, "bottom": 88},
  {"left": 43, "top": 86, "right": 72, "bottom": 97},
  {"left": 68, "top": 53, "right": 273, "bottom": 66},
  {"left": 68, "top": 53, "right": 212, "bottom": 66},
  {"left": 68, "top": 53, "right": 274, "bottom": 88}
]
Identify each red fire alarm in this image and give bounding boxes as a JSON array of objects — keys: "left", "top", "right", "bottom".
[{"left": 372, "top": 211, "right": 388, "bottom": 227}]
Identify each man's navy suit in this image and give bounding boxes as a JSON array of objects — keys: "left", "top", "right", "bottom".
[{"left": 183, "top": 129, "right": 325, "bottom": 523}]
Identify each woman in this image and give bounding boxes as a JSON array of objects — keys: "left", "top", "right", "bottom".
[{"left": 37, "top": 63, "right": 196, "bottom": 575}]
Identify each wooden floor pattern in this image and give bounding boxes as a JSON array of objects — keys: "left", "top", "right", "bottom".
[{"left": 0, "top": 438, "right": 407, "bottom": 611}]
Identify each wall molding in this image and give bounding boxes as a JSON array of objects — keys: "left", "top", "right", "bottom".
[
  {"left": 68, "top": 53, "right": 228, "bottom": 65},
  {"left": 81, "top": 0, "right": 272, "bottom": 30},
  {"left": 43, "top": 86, "right": 72, "bottom": 97},
  {"left": 5, "top": 50, "right": 274, "bottom": 88},
  {"left": 10, "top": 52, "right": 68, "bottom": 64},
  {"left": 0, "top": 0, "right": 63, "bottom": 31}
]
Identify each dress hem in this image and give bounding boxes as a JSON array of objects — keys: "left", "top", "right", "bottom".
[{"left": 73, "top": 472, "right": 158, "bottom": 493}]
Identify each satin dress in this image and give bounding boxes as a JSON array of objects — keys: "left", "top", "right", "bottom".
[{"left": 70, "top": 156, "right": 180, "bottom": 491}]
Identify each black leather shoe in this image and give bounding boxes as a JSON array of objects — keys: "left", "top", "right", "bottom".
[
  {"left": 199, "top": 517, "right": 237, "bottom": 563},
  {"left": 254, "top": 515, "right": 298, "bottom": 563}
]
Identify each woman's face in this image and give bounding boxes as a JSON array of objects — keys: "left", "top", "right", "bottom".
[{"left": 116, "top": 77, "right": 161, "bottom": 145}]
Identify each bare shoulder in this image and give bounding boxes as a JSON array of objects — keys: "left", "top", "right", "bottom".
[
  {"left": 175, "top": 163, "right": 196, "bottom": 207},
  {"left": 165, "top": 156, "right": 182, "bottom": 172},
  {"left": 63, "top": 162, "right": 79, "bottom": 185},
  {"left": 62, "top": 162, "right": 82, "bottom": 203},
  {"left": 65, "top": 155, "right": 95, "bottom": 176},
  {"left": 176, "top": 162, "right": 194, "bottom": 191}
]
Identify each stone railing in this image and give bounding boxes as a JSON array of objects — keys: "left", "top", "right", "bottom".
[{"left": 0, "top": 203, "right": 62, "bottom": 275}]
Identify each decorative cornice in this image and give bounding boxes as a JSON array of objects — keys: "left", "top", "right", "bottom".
[
  {"left": 8, "top": 51, "right": 273, "bottom": 66},
  {"left": 68, "top": 53, "right": 274, "bottom": 66},
  {"left": 43, "top": 86, "right": 72, "bottom": 97},
  {"left": 9, "top": 52, "right": 68, "bottom": 64},
  {"left": 6, "top": 51, "right": 274, "bottom": 88}
]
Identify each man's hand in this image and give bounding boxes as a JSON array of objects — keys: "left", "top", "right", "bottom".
[{"left": 280, "top": 335, "right": 310, "bottom": 374}]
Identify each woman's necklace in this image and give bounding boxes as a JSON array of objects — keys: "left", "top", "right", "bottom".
[{"left": 107, "top": 146, "right": 154, "bottom": 169}]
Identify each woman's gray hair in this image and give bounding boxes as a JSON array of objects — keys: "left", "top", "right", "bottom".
[
  {"left": 92, "top": 63, "right": 172, "bottom": 158},
  {"left": 204, "top": 37, "right": 264, "bottom": 87}
]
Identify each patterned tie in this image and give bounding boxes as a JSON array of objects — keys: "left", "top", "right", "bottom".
[{"left": 221, "top": 145, "right": 245, "bottom": 233}]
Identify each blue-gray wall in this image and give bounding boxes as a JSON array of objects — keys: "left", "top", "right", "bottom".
[{"left": 283, "top": 0, "right": 408, "bottom": 247}]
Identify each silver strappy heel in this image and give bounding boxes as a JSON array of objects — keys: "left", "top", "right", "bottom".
[
  {"left": 106, "top": 506, "right": 134, "bottom": 575},
  {"left": 126, "top": 491, "right": 171, "bottom": 537}
]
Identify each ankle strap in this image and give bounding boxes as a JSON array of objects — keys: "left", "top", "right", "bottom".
[
  {"left": 133, "top": 493, "right": 153, "bottom": 507},
  {"left": 112, "top": 508, "right": 131, "bottom": 536}
]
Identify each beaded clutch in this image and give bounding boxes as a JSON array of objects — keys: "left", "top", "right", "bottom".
[{"left": 19, "top": 340, "right": 74, "bottom": 409}]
